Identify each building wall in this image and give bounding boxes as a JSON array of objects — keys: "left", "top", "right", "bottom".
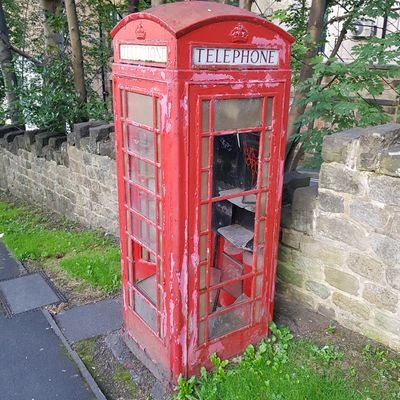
[{"left": 279, "top": 123, "right": 400, "bottom": 351}]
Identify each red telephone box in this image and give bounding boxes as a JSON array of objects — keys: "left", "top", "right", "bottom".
[{"left": 111, "top": 1, "right": 293, "bottom": 383}]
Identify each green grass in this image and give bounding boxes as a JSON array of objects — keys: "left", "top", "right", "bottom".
[
  {"left": 0, "top": 199, "right": 121, "bottom": 292},
  {"left": 174, "top": 323, "right": 400, "bottom": 400}
]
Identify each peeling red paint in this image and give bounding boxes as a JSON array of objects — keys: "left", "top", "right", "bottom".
[{"left": 112, "top": 1, "right": 293, "bottom": 383}]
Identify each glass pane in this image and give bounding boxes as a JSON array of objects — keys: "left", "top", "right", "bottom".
[
  {"left": 259, "top": 192, "right": 267, "bottom": 216},
  {"left": 263, "top": 132, "right": 271, "bottom": 159},
  {"left": 200, "top": 204, "right": 208, "bottom": 232},
  {"left": 258, "top": 220, "right": 265, "bottom": 244},
  {"left": 256, "top": 246, "right": 264, "bottom": 272},
  {"left": 130, "top": 185, "right": 156, "bottom": 222},
  {"left": 130, "top": 156, "right": 155, "bottom": 192},
  {"left": 157, "top": 201, "right": 162, "bottom": 227},
  {"left": 266, "top": 97, "right": 273, "bottom": 127},
  {"left": 121, "top": 91, "right": 126, "bottom": 118},
  {"left": 201, "top": 137, "right": 210, "bottom": 168},
  {"left": 209, "top": 301, "right": 251, "bottom": 339},
  {"left": 134, "top": 291, "right": 157, "bottom": 331},
  {"left": 261, "top": 163, "right": 269, "bottom": 189},
  {"left": 199, "top": 320, "right": 206, "bottom": 345},
  {"left": 213, "top": 133, "right": 260, "bottom": 196},
  {"left": 127, "top": 125, "right": 154, "bottom": 160},
  {"left": 202, "top": 100, "right": 210, "bottom": 132},
  {"left": 201, "top": 172, "right": 209, "bottom": 200},
  {"left": 127, "top": 92, "right": 153, "bottom": 126},
  {"left": 135, "top": 270, "right": 156, "bottom": 305},
  {"left": 157, "top": 168, "right": 162, "bottom": 195},
  {"left": 156, "top": 134, "right": 161, "bottom": 163},
  {"left": 200, "top": 235, "right": 208, "bottom": 261},
  {"left": 214, "top": 98, "right": 262, "bottom": 131},
  {"left": 200, "top": 264, "right": 207, "bottom": 290},
  {"left": 199, "top": 293, "right": 207, "bottom": 317},
  {"left": 254, "top": 300, "right": 262, "bottom": 322},
  {"left": 155, "top": 97, "right": 160, "bottom": 130},
  {"left": 132, "top": 213, "right": 156, "bottom": 252},
  {"left": 255, "top": 274, "right": 263, "bottom": 296}
]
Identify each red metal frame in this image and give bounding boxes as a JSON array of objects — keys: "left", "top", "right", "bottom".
[{"left": 111, "top": 1, "right": 293, "bottom": 383}]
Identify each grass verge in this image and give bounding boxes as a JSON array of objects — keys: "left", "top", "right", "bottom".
[
  {"left": 0, "top": 199, "right": 120, "bottom": 293},
  {"left": 174, "top": 323, "right": 400, "bottom": 400}
]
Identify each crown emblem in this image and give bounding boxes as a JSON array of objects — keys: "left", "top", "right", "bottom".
[
  {"left": 135, "top": 23, "right": 146, "bottom": 40},
  {"left": 230, "top": 23, "right": 249, "bottom": 43}
]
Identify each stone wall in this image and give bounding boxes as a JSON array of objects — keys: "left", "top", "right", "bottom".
[
  {"left": 279, "top": 124, "right": 400, "bottom": 351},
  {"left": 0, "top": 122, "right": 119, "bottom": 236},
  {"left": 1, "top": 120, "right": 400, "bottom": 351}
]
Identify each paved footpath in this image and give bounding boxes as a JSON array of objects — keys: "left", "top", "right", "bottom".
[{"left": 0, "top": 241, "right": 111, "bottom": 400}]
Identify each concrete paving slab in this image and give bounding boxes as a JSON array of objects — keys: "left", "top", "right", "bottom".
[
  {"left": 56, "top": 297, "right": 122, "bottom": 343},
  {"left": 0, "top": 241, "right": 22, "bottom": 281},
  {"left": 0, "top": 273, "right": 61, "bottom": 314},
  {"left": 0, "top": 309, "right": 95, "bottom": 400}
]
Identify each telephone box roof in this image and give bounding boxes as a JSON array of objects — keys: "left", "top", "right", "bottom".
[{"left": 111, "top": 1, "right": 294, "bottom": 43}]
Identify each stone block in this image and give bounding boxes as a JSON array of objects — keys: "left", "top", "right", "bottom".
[
  {"left": 346, "top": 253, "right": 385, "bottom": 283},
  {"left": 368, "top": 174, "right": 400, "bottom": 207},
  {"left": 370, "top": 233, "right": 400, "bottom": 266},
  {"left": 73, "top": 121, "right": 106, "bottom": 149},
  {"left": 88, "top": 123, "right": 114, "bottom": 153},
  {"left": 290, "top": 186, "right": 318, "bottom": 233},
  {"left": 332, "top": 291, "right": 370, "bottom": 320},
  {"left": 319, "top": 163, "right": 364, "bottom": 195},
  {"left": 278, "top": 244, "right": 293, "bottom": 264},
  {"left": 60, "top": 142, "right": 69, "bottom": 167},
  {"left": 277, "top": 261, "right": 304, "bottom": 287},
  {"left": 305, "top": 280, "right": 331, "bottom": 299},
  {"left": 361, "top": 323, "right": 392, "bottom": 347},
  {"left": 34, "top": 132, "right": 65, "bottom": 157},
  {"left": 379, "top": 144, "right": 400, "bottom": 177},
  {"left": 98, "top": 140, "right": 116, "bottom": 159},
  {"left": 362, "top": 283, "right": 398, "bottom": 313},
  {"left": 300, "top": 238, "right": 346, "bottom": 267},
  {"left": 386, "top": 268, "right": 400, "bottom": 291},
  {"left": 318, "top": 190, "right": 344, "bottom": 213},
  {"left": 348, "top": 200, "right": 389, "bottom": 230},
  {"left": 325, "top": 267, "right": 360, "bottom": 295},
  {"left": 321, "top": 128, "right": 364, "bottom": 163},
  {"left": 317, "top": 304, "right": 336, "bottom": 320},
  {"left": 0, "top": 124, "right": 24, "bottom": 139},
  {"left": 316, "top": 214, "right": 368, "bottom": 251},
  {"left": 357, "top": 124, "right": 400, "bottom": 171},
  {"left": 374, "top": 312, "right": 400, "bottom": 336},
  {"left": 281, "top": 228, "right": 304, "bottom": 249}
]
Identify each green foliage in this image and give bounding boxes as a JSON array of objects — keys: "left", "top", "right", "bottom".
[
  {"left": 273, "top": 0, "right": 400, "bottom": 165},
  {"left": 0, "top": 199, "right": 120, "bottom": 292},
  {"left": 310, "top": 344, "right": 344, "bottom": 366},
  {"left": 172, "top": 323, "right": 400, "bottom": 400}
]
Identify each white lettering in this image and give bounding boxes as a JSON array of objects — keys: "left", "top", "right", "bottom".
[
  {"left": 120, "top": 44, "right": 167, "bottom": 63},
  {"left": 192, "top": 47, "right": 279, "bottom": 67}
]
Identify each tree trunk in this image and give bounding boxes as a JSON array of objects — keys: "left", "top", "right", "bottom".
[
  {"left": 239, "top": 0, "right": 253, "bottom": 11},
  {"left": 128, "top": 0, "right": 139, "bottom": 13},
  {"left": 286, "top": 0, "right": 327, "bottom": 140},
  {"left": 39, "top": 0, "right": 63, "bottom": 60},
  {"left": 0, "top": 0, "right": 20, "bottom": 123},
  {"left": 65, "top": 0, "right": 87, "bottom": 104}
]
